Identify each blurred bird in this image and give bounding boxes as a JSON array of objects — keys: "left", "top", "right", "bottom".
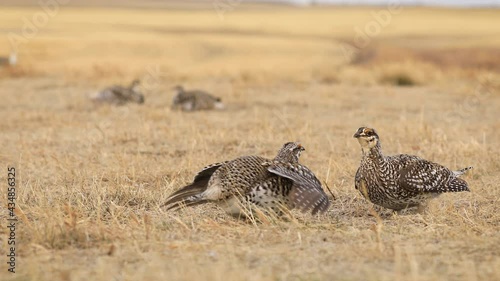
[
  {"left": 90, "top": 79, "right": 144, "bottom": 105},
  {"left": 163, "top": 142, "right": 330, "bottom": 216},
  {"left": 0, "top": 52, "right": 17, "bottom": 67},
  {"left": 353, "top": 127, "right": 472, "bottom": 211},
  {"left": 171, "top": 85, "right": 224, "bottom": 111}
]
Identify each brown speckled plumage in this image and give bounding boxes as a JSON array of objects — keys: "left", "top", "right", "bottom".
[
  {"left": 353, "top": 127, "right": 472, "bottom": 210},
  {"left": 91, "top": 79, "right": 144, "bottom": 105},
  {"left": 163, "top": 142, "right": 330, "bottom": 216},
  {"left": 171, "top": 86, "right": 224, "bottom": 111}
]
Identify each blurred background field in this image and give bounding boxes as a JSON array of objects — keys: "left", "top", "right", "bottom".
[
  {"left": 0, "top": 1, "right": 499, "bottom": 281},
  {"left": 1, "top": 3, "right": 499, "bottom": 84}
]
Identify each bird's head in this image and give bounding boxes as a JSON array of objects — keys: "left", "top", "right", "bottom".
[
  {"left": 127, "top": 80, "right": 144, "bottom": 104},
  {"left": 353, "top": 127, "right": 380, "bottom": 151},
  {"left": 173, "top": 85, "right": 184, "bottom": 93},
  {"left": 275, "top": 141, "right": 305, "bottom": 162},
  {"left": 172, "top": 85, "right": 185, "bottom": 105},
  {"left": 130, "top": 79, "right": 141, "bottom": 90}
]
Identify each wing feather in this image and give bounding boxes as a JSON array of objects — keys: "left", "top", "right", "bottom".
[
  {"left": 398, "top": 160, "right": 469, "bottom": 193},
  {"left": 266, "top": 161, "right": 330, "bottom": 214}
]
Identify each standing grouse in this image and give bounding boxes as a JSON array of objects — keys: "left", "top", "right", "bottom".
[{"left": 353, "top": 127, "right": 472, "bottom": 211}]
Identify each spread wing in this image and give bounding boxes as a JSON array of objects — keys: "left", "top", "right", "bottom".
[
  {"left": 192, "top": 161, "right": 229, "bottom": 183},
  {"left": 266, "top": 161, "right": 330, "bottom": 215},
  {"left": 398, "top": 159, "right": 469, "bottom": 193},
  {"left": 163, "top": 161, "right": 228, "bottom": 208}
]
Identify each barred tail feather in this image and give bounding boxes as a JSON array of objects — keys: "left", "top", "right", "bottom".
[
  {"left": 447, "top": 177, "right": 470, "bottom": 192},
  {"left": 166, "top": 196, "right": 208, "bottom": 211},
  {"left": 162, "top": 181, "right": 208, "bottom": 211},
  {"left": 453, "top": 166, "right": 473, "bottom": 177}
]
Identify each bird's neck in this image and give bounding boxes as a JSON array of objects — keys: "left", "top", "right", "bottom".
[
  {"left": 130, "top": 85, "right": 139, "bottom": 93},
  {"left": 362, "top": 143, "right": 385, "bottom": 166},
  {"left": 274, "top": 154, "right": 298, "bottom": 163}
]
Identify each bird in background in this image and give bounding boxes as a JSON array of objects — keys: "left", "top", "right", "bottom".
[
  {"left": 353, "top": 127, "right": 472, "bottom": 211},
  {"left": 0, "top": 51, "right": 17, "bottom": 67},
  {"left": 171, "top": 85, "right": 225, "bottom": 111},
  {"left": 163, "top": 142, "right": 331, "bottom": 217},
  {"left": 90, "top": 79, "right": 144, "bottom": 105}
]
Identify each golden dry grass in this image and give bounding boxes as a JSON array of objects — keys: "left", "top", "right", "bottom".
[{"left": 1, "top": 4, "right": 500, "bottom": 281}]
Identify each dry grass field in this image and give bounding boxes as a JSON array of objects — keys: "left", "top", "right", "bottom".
[{"left": 1, "top": 2, "right": 500, "bottom": 281}]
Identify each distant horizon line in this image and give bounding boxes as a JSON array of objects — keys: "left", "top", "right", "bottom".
[
  {"left": 0, "top": 0, "right": 498, "bottom": 8},
  {"left": 260, "top": 0, "right": 500, "bottom": 8}
]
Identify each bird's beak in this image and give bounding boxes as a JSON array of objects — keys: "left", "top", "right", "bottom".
[
  {"left": 353, "top": 131, "right": 362, "bottom": 138},
  {"left": 298, "top": 144, "right": 305, "bottom": 151}
]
